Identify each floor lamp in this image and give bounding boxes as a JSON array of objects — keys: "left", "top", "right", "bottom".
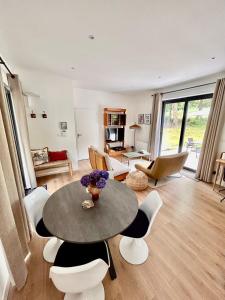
[{"left": 129, "top": 123, "right": 141, "bottom": 150}]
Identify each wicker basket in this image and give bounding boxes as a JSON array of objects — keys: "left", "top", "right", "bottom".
[{"left": 126, "top": 170, "right": 148, "bottom": 191}]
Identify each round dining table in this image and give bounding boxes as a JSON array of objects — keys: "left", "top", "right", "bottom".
[{"left": 43, "top": 179, "right": 138, "bottom": 279}]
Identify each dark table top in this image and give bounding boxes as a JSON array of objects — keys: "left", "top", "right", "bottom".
[{"left": 43, "top": 179, "right": 138, "bottom": 243}]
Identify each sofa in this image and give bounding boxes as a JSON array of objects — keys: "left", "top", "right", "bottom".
[
  {"left": 31, "top": 148, "right": 73, "bottom": 178},
  {"left": 135, "top": 152, "right": 188, "bottom": 185},
  {"left": 88, "top": 146, "right": 130, "bottom": 181}
]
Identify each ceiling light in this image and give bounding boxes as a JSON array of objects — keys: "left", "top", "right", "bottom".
[{"left": 88, "top": 34, "right": 95, "bottom": 40}]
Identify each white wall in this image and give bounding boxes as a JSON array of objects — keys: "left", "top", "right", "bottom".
[
  {"left": 15, "top": 67, "right": 78, "bottom": 169},
  {"left": 159, "top": 72, "right": 225, "bottom": 99},
  {"left": 73, "top": 87, "right": 153, "bottom": 152},
  {"left": 128, "top": 91, "right": 154, "bottom": 150}
]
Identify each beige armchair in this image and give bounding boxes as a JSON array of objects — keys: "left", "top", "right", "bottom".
[
  {"left": 88, "top": 146, "right": 130, "bottom": 181},
  {"left": 135, "top": 152, "right": 188, "bottom": 186}
]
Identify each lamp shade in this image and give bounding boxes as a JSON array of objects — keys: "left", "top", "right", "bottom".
[{"left": 129, "top": 123, "right": 141, "bottom": 129}]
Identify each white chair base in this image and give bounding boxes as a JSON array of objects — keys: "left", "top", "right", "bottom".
[
  {"left": 43, "top": 237, "right": 63, "bottom": 263},
  {"left": 64, "top": 283, "right": 104, "bottom": 300},
  {"left": 119, "top": 237, "right": 149, "bottom": 265}
]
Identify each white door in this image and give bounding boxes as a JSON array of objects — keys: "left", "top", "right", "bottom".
[{"left": 74, "top": 108, "right": 99, "bottom": 160}]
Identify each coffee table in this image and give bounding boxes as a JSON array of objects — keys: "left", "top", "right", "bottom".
[{"left": 122, "top": 150, "right": 151, "bottom": 166}]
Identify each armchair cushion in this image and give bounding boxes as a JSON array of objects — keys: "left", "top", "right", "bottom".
[{"left": 110, "top": 157, "right": 130, "bottom": 176}]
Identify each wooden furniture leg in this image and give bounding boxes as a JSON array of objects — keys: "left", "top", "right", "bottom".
[
  {"left": 219, "top": 166, "right": 223, "bottom": 188},
  {"left": 68, "top": 161, "right": 73, "bottom": 177},
  {"left": 213, "top": 163, "right": 220, "bottom": 190},
  {"left": 220, "top": 196, "right": 225, "bottom": 203}
]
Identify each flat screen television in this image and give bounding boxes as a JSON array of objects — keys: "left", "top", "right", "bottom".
[{"left": 105, "top": 128, "right": 124, "bottom": 142}]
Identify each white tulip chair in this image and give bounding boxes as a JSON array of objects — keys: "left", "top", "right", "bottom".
[
  {"left": 119, "top": 190, "right": 163, "bottom": 265},
  {"left": 50, "top": 241, "right": 110, "bottom": 300},
  {"left": 23, "top": 187, "right": 62, "bottom": 263}
]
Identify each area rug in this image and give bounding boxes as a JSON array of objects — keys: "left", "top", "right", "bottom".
[{"left": 147, "top": 173, "right": 184, "bottom": 188}]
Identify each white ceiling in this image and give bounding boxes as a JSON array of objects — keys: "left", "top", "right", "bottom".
[{"left": 0, "top": 0, "right": 225, "bottom": 92}]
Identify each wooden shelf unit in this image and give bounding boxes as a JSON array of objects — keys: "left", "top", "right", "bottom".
[{"left": 104, "top": 108, "right": 126, "bottom": 156}]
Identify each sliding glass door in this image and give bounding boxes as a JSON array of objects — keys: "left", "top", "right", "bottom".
[
  {"left": 160, "top": 94, "right": 213, "bottom": 171},
  {"left": 160, "top": 101, "right": 186, "bottom": 155}
]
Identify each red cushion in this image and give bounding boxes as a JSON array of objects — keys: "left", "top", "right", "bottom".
[{"left": 48, "top": 150, "right": 68, "bottom": 162}]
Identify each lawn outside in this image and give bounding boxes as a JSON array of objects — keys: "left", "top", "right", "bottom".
[{"left": 161, "top": 122, "right": 206, "bottom": 151}]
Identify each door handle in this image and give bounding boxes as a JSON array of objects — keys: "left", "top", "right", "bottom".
[{"left": 77, "top": 133, "right": 82, "bottom": 138}]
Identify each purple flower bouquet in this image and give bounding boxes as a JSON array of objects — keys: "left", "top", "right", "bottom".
[{"left": 80, "top": 170, "right": 109, "bottom": 201}]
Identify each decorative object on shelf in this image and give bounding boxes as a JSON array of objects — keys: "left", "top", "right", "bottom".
[
  {"left": 30, "top": 110, "right": 36, "bottom": 118},
  {"left": 129, "top": 123, "right": 141, "bottom": 150},
  {"left": 42, "top": 111, "right": 47, "bottom": 118},
  {"left": 144, "top": 114, "right": 151, "bottom": 125},
  {"left": 81, "top": 199, "right": 94, "bottom": 209},
  {"left": 138, "top": 114, "right": 144, "bottom": 124},
  {"left": 80, "top": 170, "right": 109, "bottom": 201}
]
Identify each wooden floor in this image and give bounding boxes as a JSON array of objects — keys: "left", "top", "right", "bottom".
[{"left": 12, "top": 160, "right": 225, "bottom": 300}]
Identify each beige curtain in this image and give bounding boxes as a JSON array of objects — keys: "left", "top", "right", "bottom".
[
  {"left": 0, "top": 71, "right": 30, "bottom": 250},
  {"left": 148, "top": 93, "right": 162, "bottom": 159},
  {"left": 0, "top": 162, "right": 28, "bottom": 290},
  {"left": 0, "top": 69, "right": 30, "bottom": 289},
  {"left": 7, "top": 74, "right": 37, "bottom": 188},
  {"left": 196, "top": 78, "right": 225, "bottom": 182}
]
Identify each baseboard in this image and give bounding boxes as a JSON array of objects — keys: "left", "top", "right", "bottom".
[{"left": 2, "top": 278, "right": 11, "bottom": 300}]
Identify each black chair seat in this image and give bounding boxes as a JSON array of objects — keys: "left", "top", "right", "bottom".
[
  {"left": 36, "top": 218, "right": 52, "bottom": 237},
  {"left": 54, "top": 241, "right": 109, "bottom": 267},
  {"left": 120, "top": 209, "right": 149, "bottom": 238}
]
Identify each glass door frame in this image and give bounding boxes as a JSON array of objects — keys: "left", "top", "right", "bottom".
[
  {"left": 4, "top": 86, "right": 27, "bottom": 190},
  {"left": 159, "top": 93, "right": 213, "bottom": 172}
]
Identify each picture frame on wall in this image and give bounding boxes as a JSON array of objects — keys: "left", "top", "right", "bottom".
[
  {"left": 59, "top": 122, "right": 68, "bottom": 137},
  {"left": 138, "top": 114, "right": 144, "bottom": 124},
  {"left": 59, "top": 122, "right": 68, "bottom": 131},
  {"left": 144, "top": 113, "right": 151, "bottom": 125}
]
